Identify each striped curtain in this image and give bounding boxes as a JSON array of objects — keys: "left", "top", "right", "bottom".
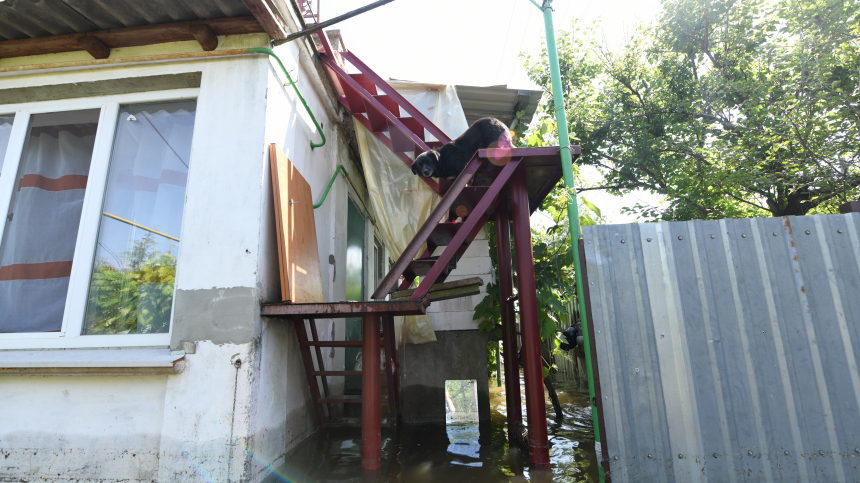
[{"left": 0, "top": 113, "right": 98, "bottom": 332}]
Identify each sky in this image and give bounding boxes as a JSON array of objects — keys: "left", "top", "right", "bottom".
[{"left": 318, "top": 0, "right": 665, "bottom": 224}]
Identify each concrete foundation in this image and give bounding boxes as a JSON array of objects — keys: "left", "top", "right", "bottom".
[{"left": 399, "top": 330, "right": 493, "bottom": 424}]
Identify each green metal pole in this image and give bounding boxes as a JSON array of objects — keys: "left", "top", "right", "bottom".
[{"left": 533, "top": 1, "right": 605, "bottom": 481}]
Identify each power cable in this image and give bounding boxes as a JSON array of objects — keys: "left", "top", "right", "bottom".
[{"left": 494, "top": 0, "right": 519, "bottom": 84}]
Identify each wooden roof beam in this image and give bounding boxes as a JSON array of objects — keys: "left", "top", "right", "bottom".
[
  {"left": 189, "top": 24, "right": 218, "bottom": 51},
  {"left": 0, "top": 17, "right": 263, "bottom": 60},
  {"left": 241, "top": 0, "right": 289, "bottom": 40},
  {"left": 77, "top": 36, "right": 109, "bottom": 60}
]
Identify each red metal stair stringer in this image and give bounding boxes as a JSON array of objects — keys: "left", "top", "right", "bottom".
[
  {"left": 410, "top": 158, "right": 521, "bottom": 300},
  {"left": 371, "top": 153, "right": 485, "bottom": 299}
]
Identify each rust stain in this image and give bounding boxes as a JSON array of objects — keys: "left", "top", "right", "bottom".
[
  {"left": 783, "top": 216, "right": 796, "bottom": 247},
  {"left": 800, "top": 286, "right": 806, "bottom": 293}
]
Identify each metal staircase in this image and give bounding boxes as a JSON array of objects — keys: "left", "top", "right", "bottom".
[
  {"left": 314, "top": 31, "right": 531, "bottom": 301},
  {"left": 261, "top": 31, "right": 580, "bottom": 471}
]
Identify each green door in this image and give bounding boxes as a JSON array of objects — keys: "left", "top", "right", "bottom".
[{"left": 344, "top": 199, "right": 364, "bottom": 394}]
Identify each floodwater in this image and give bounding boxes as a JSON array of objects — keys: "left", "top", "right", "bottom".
[{"left": 266, "top": 370, "right": 598, "bottom": 482}]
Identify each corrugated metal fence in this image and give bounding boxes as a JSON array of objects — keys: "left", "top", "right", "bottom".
[{"left": 582, "top": 213, "right": 860, "bottom": 482}]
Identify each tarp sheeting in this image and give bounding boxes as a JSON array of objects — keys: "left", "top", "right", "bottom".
[{"left": 354, "top": 83, "right": 468, "bottom": 344}]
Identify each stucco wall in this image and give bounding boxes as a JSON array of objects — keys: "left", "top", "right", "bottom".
[{"left": 0, "top": 34, "right": 348, "bottom": 481}]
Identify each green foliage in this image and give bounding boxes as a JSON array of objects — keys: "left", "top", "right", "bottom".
[
  {"left": 524, "top": 0, "right": 860, "bottom": 220},
  {"left": 83, "top": 233, "right": 177, "bottom": 335}
]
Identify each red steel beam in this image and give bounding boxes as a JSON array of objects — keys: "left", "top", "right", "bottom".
[
  {"left": 318, "top": 54, "right": 431, "bottom": 154},
  {"left": 372, "top": 153, "right": 484, "bottom": 299},
  {"left": 411, "top": 158, "right": 521, "bottom": 300},
  {"left": 292, "top": 316, "right": 326, "bottom": 430},
  {"left": 307, "top": 317, "right": 333, "bottom": 418},
  {"left": 494, "top": 204, "right": 522, "bottom": 441},
  {"left": 510, "top": 170, "right": 550, "bottom": 468},
  {"left": 361, "top": 314, "right": 382, "bottom": 470},
  {"left": 341, "top": 51, "right": 452, "bottom": 145}
]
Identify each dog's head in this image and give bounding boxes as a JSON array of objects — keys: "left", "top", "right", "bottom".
[{"left": 411, "top": 149, "right": 440, "bottom": 178}]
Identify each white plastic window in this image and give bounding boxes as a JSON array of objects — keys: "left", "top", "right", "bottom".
[
  {"left": 0, "top": 109, "right": 100, "bottom": 333},
  {"left": 82, "top": 101, "right": 196, "bottom": 335},
  {"left": 0, "top": 88, "right": 199, "bottom": 349}
]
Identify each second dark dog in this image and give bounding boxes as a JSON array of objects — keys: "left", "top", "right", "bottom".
[{"left": 411, "top": 117, "right": 512, "bottom": 179}]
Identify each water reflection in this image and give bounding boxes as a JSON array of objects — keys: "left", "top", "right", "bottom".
[{"left": 268, "top": 370, "right": 597, "bottom": 482}]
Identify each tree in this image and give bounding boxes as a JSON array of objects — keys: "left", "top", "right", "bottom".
[
  {"left": 524, "top": 0, "right": 860, "bottom": 220},
  {"left": 474, "top": 123, "right": 604, "bottom": 368},
  {"left": 82, "top": 233, "right": 178, "bottom": 335}
]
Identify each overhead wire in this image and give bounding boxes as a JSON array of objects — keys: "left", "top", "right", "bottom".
[
  {"left": 505, "top": 3, "right": 535, "bottom": 85},
  {"left": 494, "top": 0, "right": 519, "bottom": 83}
]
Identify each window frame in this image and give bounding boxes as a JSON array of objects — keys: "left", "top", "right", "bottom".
[{"left": 0, "top": 88, "right": 199, "bottom": 349}]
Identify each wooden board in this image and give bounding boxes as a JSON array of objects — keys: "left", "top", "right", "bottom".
[{"left": 269, "top": 144, "right": 324, "bottom": 303}]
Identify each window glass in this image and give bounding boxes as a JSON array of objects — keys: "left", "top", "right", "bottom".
[
  {"left": 0, "top": 109, "right": 100, "bottom": 333},
  {"left": 0, "top": 114, "right": 15, "bottom": 175},
  {"left": 82, "top": 101, "right": 196, "bottom": 335}
]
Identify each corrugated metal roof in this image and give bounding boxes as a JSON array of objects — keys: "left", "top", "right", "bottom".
[
  {"left": 583, "top": 213, "right": 860, "bottom": 482},
  {"left": 0, "top": 0, "right": 252, "bottom": 41},
  {"left": 454, "top": 84, "right": 541, "bottom": 130}
]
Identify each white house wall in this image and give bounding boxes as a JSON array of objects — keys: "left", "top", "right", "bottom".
[
  {"left": 244, "top": 38, "right": 355, "bottom": 481},
  {"left": 0, "top": 41, "right": 348, "bottom": 481}
]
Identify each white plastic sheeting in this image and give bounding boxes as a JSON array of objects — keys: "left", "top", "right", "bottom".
[{"left": 354, "top": 82, "right": 469, "bottom": 344}]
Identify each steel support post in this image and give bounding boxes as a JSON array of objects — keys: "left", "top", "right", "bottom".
[
  {"left": 509, "top": 173, "right": 550, "bottom": 468},
  {"left": 494, "top": 206, "right": 523, "bottom": 441},
  {"left": 361, "top": 314, "right": 382, "bottom": 470}
]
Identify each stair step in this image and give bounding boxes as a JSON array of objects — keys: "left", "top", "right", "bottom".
[
  {"left": 471, "top": 162, "right": 506, "bottom": 187},
  {"left": 320, "top": 394, "right": 390, "bottom": 404},
  {"left": 365, "top": 100, "right": 390, "bottom": 132},
  {"left": 391, "top": 276, "right": 484, "bottom": 300},
  {"left": 399, "top": 117, "right": 425, "bottom": 139},
  {"left": 389, "top": 122, "right": 420, "bottom": 153},
  {"left": 349, "top": 73, "right": 378, "bottom": 95},
  {"left": 448, "top": 186, "right": 490, "bottom": 220},
  {"left": 404, "top": 257, "right": 456, "bottom": 280},
  {"left": 374, "top": 95, "right": 401, "bottom": 117},
  {"left": 428, "top": 222, "right": 462, "bottom": 247},
  {"left": 340, "top": 82, "right": 367, "bottom": 114}
]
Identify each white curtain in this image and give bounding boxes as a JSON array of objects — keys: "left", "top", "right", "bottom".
[
  {"left": 82, "top": 101, "right": 196, "bottom": 335},
  {"left": 0, "top": 116, "right": 98, "bottom": 332},
  {"left": 354, "top": 83, "right": 469, "bottom": 344}
]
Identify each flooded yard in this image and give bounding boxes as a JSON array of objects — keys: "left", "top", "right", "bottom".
[{"left": 266, "top": 370, "right": 598, "bottom": 482}]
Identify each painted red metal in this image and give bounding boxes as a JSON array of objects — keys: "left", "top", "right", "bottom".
[
  {"left": 510, "top": 171, "right": 550, "bottom": 468},
  {"left": 307, "top": 317, "right": 332, "bottom": 418},
  {"left": 361, "top": 314, "right": 382, "bottom": 470},
  {"left": 372, "top": 152, "right": 484, "bottom": 299},
  {"left": 411, "top": 158, "right": 521, "bottom": 300},
  {"left": 382, "top": 314, "right": 399, "bottom": 429},
  {"left": 319, "top": 54, "right": 430, "bottom": 154},
  {"left": 341, "top": 52, "right": 451, "bottom": 145},
  {"left": 292, "top": 316, "right": 326, "bottom": 429},
  {"left": 494, "top": 204, "right": 523, "bottom": 441}
]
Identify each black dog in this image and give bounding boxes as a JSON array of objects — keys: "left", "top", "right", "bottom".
[{"left": 411, "top": 117, "right": 512, "bottom": 179}]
